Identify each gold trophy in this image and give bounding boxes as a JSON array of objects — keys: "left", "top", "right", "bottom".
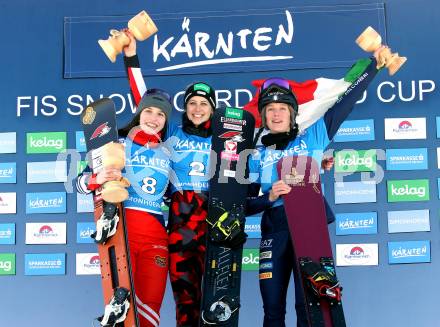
[
  {"left": 98, "top": 10, "right": 158, "bottom": 63},
  {"left": 100, "top": 142, "right": 130, "bottom": 203},
  {"left": 356, "top": 26, "right": 407, "bottom": 75}
]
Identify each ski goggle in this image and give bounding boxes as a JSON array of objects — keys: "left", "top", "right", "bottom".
[
  {"left": 261, "top": 77, "right": 290, "bottom": 91},
  {"left": 258, "top": 77, "right": 298, "bottom": 112},
  {"left": 145, "top": 88, "right": 172, "bottom": 103}
]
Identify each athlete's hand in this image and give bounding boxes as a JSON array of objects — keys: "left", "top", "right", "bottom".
[
  {"left": 269, "top": 180, "right": 292, "bottom": 202},
  {"left": 122, "top": 29, "right": 136, "bottom": 57},
  {"left": 321, "top": 157, "right": 334, "bottom": 171},
  {"left": 96, "top": 167, "right": 122, "bottom": 185}
]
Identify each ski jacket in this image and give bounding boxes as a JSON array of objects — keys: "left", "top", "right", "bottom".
[
  {"left": 76, "top": 134, "right": 171, "bottom": 224},
  {"left": 247, "top": 57, "right": 379, "bottom": 217}
]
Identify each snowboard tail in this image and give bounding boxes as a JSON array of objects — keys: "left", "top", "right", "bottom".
[
  {"left": 81, "top": 98, "right": 139, "bottom": 327},
  {"left": 277, "top": 156, "right": 345, "bottom": 327},
  {"left": 200, "top": 107, "right": 255, "bottom": 326}
]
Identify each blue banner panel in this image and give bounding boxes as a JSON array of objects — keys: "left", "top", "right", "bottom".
[
  {"left": 333, "top": 119, "right": 375, "bottom": 143},
  {"left": 76, "top": 222, "right": 96, "bottom": 244},
  {"left": 24, "top": 253, "right": 66, "bottom": 276},
  {"left": 0, "top": 133, "right": 16, "bottom": 154},
  {"left": 26, "top": 161, "right": 67, "bottom": 184},
  {"left": 244, "top": 216, "right": 261, "bottom": 239},
  {"left": 388, "top": 241, "right": 431, "bottom": 264},
  {"left": 387, "top": 210, "right": 430, "bottom": 233},
  {"left": 386, "top": 148, "right": 428, "bottom": 171},
  {"left": 26, "top": 192, "right": 67, "bottom": 214},
  {"left": 336, "top": 212, "right": 378, "bottom": 235},
  {"left": 0, "top": 224, "right": 15, "bottom": 245},
  {"left": 0, "top": 163, "right": 17, "bottom": 184},
  {"left": 64, "top": 3, "right": 386, "bottom": 78},
  {"left": 334, "top": 181, "right": 377, "bottom": 204}
]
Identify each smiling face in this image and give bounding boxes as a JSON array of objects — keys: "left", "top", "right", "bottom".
[
  {"left": 185, "top": 95, "right": 213, "bottom": 126},
  {"left": 264, "top": 102, "right": 292, "bottom": 134},
  {"left": 139, "top": 106, "right": 166, "bottom": 135}
]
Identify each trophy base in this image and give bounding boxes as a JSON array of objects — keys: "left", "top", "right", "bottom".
[
  {"left": 387, "top": 55, "right": 407, "bottom": 76},
  {"left": 102, "top": 181, "right": 129, "bottom": 203}
]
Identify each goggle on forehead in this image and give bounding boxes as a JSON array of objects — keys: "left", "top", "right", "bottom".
[{"left": 260, "top": 78, "right": 292, "bottom": 98}]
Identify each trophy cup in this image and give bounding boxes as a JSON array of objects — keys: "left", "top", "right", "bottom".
[
  {"left": 98, "top": 10, "right": 158, "bottom": 63},
  {"left": 100, "top": 142, "right": 130, "bottom": 203},
  {"left": 356, "top": 26, "right": 407, "bottom": 75}
]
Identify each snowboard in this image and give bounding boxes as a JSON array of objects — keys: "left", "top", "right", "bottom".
[
  {"left": 200, "top": 107, "right": 255, "bottom": 326},
  {"left": 81, "top": 98, "right": 139, "bottom": 327},
  {"left": 277, "top": 156, "right": 345, "bottom": 327}
]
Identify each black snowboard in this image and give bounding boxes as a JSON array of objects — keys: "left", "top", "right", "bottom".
[
  {"left": 200, "top": 106, "right": 255, "bottom": 326},
  {"left": 277, "top": 156, "right": 345, "bottom": 327},
  {"left": 81, "top": 98, "right": 139, "bottom": 327}
]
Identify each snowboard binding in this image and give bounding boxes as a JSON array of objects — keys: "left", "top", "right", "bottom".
[
  {"left": 201, "top": 295, "right": 240, "bottom": 325},
  {"left": 206, "top": 205, "right": 243, "bottom": 243},
  {"left": 300, "top": 257, "right": 342, "bottom": 302},
  {"left": 97, "top": 287, "right": 131, "bottom": 327},
  {"left": 91, "top": 202, "right": 120, "bottom": 244}
]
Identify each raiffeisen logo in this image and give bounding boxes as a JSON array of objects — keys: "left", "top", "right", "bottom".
[
  {"left": 349, "top": 246, "right": 365, "bottom": 257},
  {"left": 153, "top": 11, "right": 294, "bottom": 72},
  {"left": 336, "top": 243, "right": 378, "bottom": 266},
  {"left": 37, "top": 225, "right": 55, "bottom": 236},
  {"left": 84, "top": 255, "right": 100, "bottom": 269},
  {"left": 398, "top": 120, "right": 412, "bottom": 130}
]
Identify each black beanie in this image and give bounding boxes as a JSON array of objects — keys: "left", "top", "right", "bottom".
[{"left": 184, "top": 82, "right": 216, "bottom": 110}]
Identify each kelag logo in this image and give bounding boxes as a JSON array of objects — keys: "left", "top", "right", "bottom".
[
  {"left": 26, "top": 192, "right": 66, "bottom": 214},
  {"left": 386, "top": 148, "right": 428, "bottom": 171},
  {"left": 244, "top": 216, "right": 261, "bottom": 239},
  {"left": 25, "top": 253, "right": 66, "bottom": 276},
  {"left": 384, "top": 118, "right": 426, "bottom": 140},
  {"left": 336, "top": 212, "right": 377, "bottom": 235},
  {"left": 335, "top": 150, "right": 376, "bottom": 173},
  {"left": 27, "top": 161, "right": 67, "bottom": 183},
  {"left": 0, "top": 193, "right": 17, "bottom": 214},
  {"left": 76, "top": 193, "right": 94, "bottom": 213},
  {"left": 0, "top": 132, "right": 16, "bottom": 154},
  {"left": 76, "top": 253, "right": 100, "bottom": 275},
  {"left": 26, "top": 132, "right": 67, "bottom": 154},
  {"left": 387, "top": 179, "right": 429, "bottom": 202},
  {"left": 336, "top": 243, "right": 378, "bottom": 266},
  {"left": 334, "top": 181, "right": 376, "bottom": 204},
  {"left": 0, "top": 224, "right": 15, "bottom": 245},
  {"left": 0, "top": 162, "right": 16, "bottom": 184},
  {"left": 242, "top": 249, "right": 259, "bottom": 271},
  {"left": 75, "top": 131, "right": 86, "bottom": 153},
  {"left": 25, "top": 223, "right": 67, "bottom": 245},
  {"left": 388, "top": 210, "right": 430, "bottom": 233},
  {"left": 388, "top": 241, "right": 430, "bottom": 264},
  {"left": 333, "top": 120, "right": 375, "bottom": 142},
  {"left": 77, "top": 222, "right": 96, "bottom": 244},
  {"left": 0, "top": 253, "right": 16, "bottom": 275}
]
